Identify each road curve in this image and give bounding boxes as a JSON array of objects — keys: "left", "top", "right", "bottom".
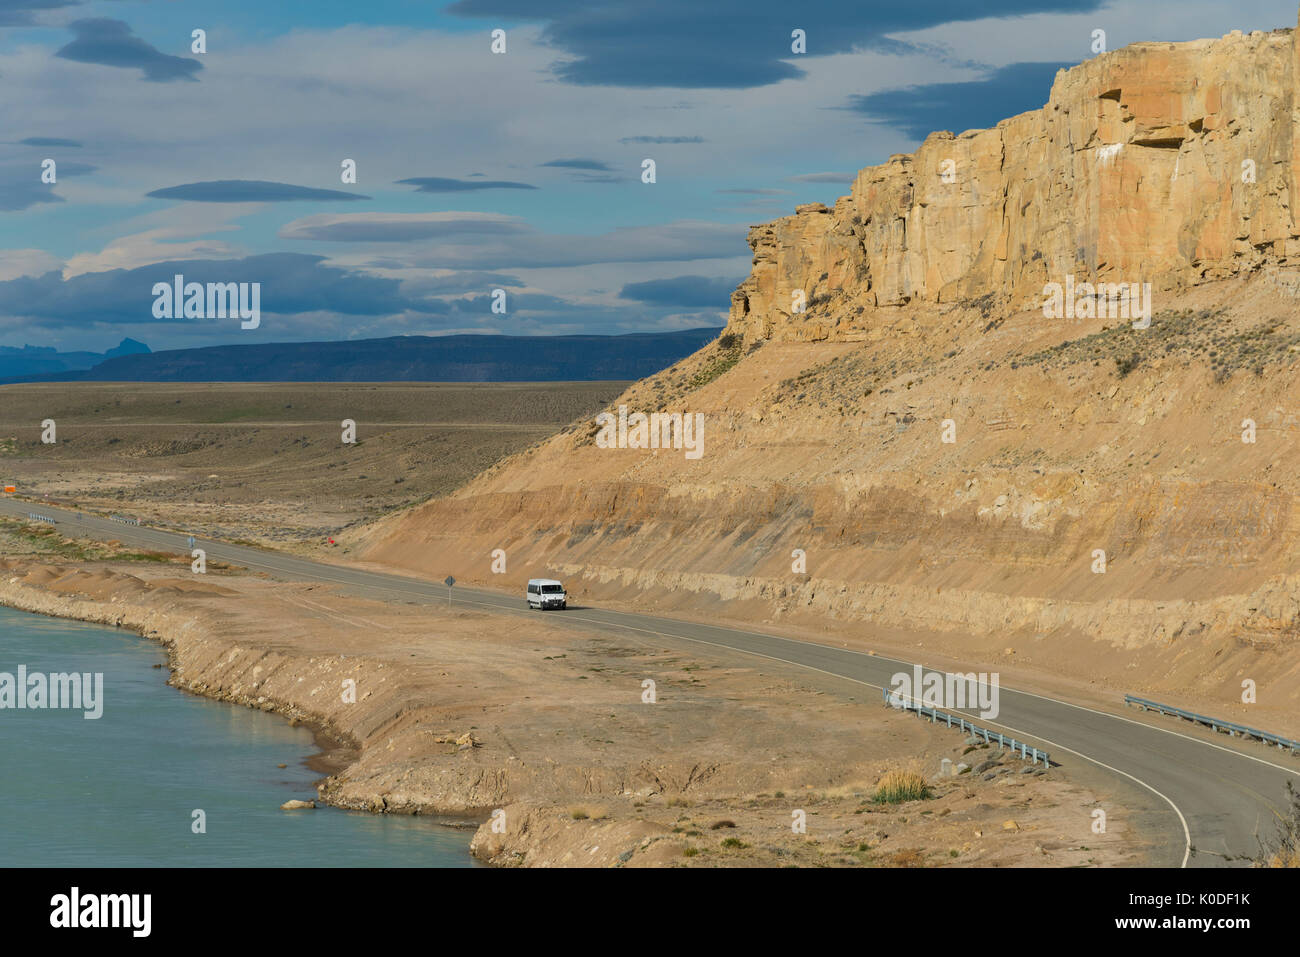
[{"left": 2, "top": 496, "right": 1296, "bottom": 868}]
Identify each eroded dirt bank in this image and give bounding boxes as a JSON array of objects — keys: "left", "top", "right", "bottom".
[{"left": 0, "top": 557, "right": 1148, "bottom": 867}]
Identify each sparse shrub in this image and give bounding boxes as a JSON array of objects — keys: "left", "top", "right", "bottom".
[
  {"left": 1115, "top": 353, "right": 1141, "bottom": 377},
  {"left": 683, "top": 846, "right": 700, "bottom": 858},
  {"left": 720, "top": 837, "right": 749, "bottom": 849},
  {"left": 889, "top": 848, "right": 926, "bottom": 868},
  {"left": 1252, "top": 781, "right": 1300, "bottom": 867},
  {"left": 873, "top": 770, "right": 929, "bottom": 804},
  {"left": 710, "top": 820, "right": 737, "bottom": 830},
  {"left": 570, "top": 809, "right": 589, "bottom": 820}
]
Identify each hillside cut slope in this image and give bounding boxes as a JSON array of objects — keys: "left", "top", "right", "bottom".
[{"left": 348, "top": 12, "right": 1300, "bottom": 732}]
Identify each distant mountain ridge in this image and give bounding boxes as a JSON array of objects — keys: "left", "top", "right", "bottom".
[
  {"left": 0, "top": 338, "right": 149, "bottom": 379},
  {"left": 0, "top": 329, "right": 721, "bottom": 383}
]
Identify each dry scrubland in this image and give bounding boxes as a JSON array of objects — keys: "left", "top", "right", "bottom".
[
  {"left": 0, "top": 531, "right": 1145, "bottom": 867},
  {"left": 0, "top": 382, "right": 626, "bottom": 548}
]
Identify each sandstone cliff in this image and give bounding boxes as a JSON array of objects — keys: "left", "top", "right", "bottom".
[{"left": 729, "top": 16, "right": 1300, "bottom": 342}]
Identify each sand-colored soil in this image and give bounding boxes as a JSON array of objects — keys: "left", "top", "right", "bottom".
[{"left": 0, "top": 382, "right": 625, "bottom": 546}]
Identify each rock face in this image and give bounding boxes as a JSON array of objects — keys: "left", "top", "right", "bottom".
[{"left": 729, "top": 18, "right": 1300, "bottom": 343}]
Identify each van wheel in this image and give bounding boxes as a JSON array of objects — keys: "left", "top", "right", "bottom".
[{"left": 560, "top": 602, "right": 567, "bottom": 610}]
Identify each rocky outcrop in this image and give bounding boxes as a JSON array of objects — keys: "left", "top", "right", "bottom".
[{"left": 729, "top": 16, "right": 1300, "bottom": 342}]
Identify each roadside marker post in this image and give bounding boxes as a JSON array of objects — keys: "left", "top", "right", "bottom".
[{"left": 444, "top": 575, "right": 455, "bottom": 607}]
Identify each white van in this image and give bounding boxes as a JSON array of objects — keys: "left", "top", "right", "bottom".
[{"left": 526, "top": 578, "right": 567, "bottom": 610}]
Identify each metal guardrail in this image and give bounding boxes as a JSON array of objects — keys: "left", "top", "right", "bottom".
[
  {"left": 108, "top": 515, "right": 141, "bottom": 526},
  {"left": 1125, "top": 694, "right": 1300, "bottom": 754},
  {"left": 883, "top": 687, "right": 1051, "bottom": 767},
  {"left": 26, "top": 512, "right": 56, "bottom": 524}
]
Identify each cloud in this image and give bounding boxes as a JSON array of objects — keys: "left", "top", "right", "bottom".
[
  {"left": 716, "top": 187, "right": 790, "bottom": 195},
  {"left": 19, "top": 136, "right": 82, "bottom": 147},
  {"left": 540, "top": 158, "right": 613, "bottom": 171},
  {"left": 847, "top": 60, "right": 1070, "bottom": 139},
  {"left": 0, "top": 253, "right": 446, "bottom": 328},
  {"left": 787, "top": 172, "right": 856, "bottom": 184},
  {"left": 397, "top": 271, "right": 527, "bottom": 296},
  {"left": 619, "top": 274, "right": 740, "bottom": 307},
  {"left": 0, "top": 165, "right": 62, "bottom": 211},
  {"left": 0, "top": 0, "right": 80, "bottom": 27},
  {"left": 146, "top": 180, "right": 371, "bottom": 203},
  {"left": 395, "top": 176, "right": 537, "bottom": 193},
  {"left": 0, "top": 159, "right": 95, "bottom": 211},
  {"left": 279, "top": 212, "right": 528, "bottom": 244},
  {"left": 62, "top": 232, "right": 246, "bottom": 279},
  {"left": 280, "top": 213, "right": 745, "bottom": 269},
  {"left": 55, "top": 18, "right": 203, "bottom": 83},
  {"left": 446, "top": 0, "right": 1104, "bottom": 88},
  {"left": 0, "top": 249, "right": 63, "bottom": 281},
  {"left": 618, "top": 135, "right": 704, "bottom": 144}
]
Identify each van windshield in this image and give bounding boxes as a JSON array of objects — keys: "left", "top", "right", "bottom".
[{"left": 541, "top": 584, "right": 564, "bottom": 593}]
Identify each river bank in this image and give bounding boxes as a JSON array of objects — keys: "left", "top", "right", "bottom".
[{"left": 0, "top": 556, "right": 1150, "bottom": 867}]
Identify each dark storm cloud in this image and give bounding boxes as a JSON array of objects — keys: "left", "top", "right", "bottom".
[
  {"left": 540, "top": 158, "right": 614, "bottom": 171},
  {"left": 396, "top": 177, "right": 537, "bottom": 193},
  {"left": 56, "top": 19, "right": 203, "bottom": 82},
  {"left": 619, "top": 275, "right": 740, "bottom": 308},
  {"left": 19, "top": 137, "right": 83, "bottom": 148},
  {"left": 848, "top": 61, "right": 1071, "bottom": 139},
  {"left": 787, "top": 172, "right": 855, "bottom": 184},
  {"left": 0, "top": 174, "right": 61, "bottom": 212},
  {"left": 0, "top": 253, "right": 445, "bottom": 326},
  {"left": 446, "top": 0, "right": 1102, "bottom": 88},
  {"left": 146, "top": 180, "right": 371, "bottom": 203}
]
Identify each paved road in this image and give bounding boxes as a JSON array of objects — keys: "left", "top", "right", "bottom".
[{"left": 3, "top": 495, "right": 1296, "bottom": 867}]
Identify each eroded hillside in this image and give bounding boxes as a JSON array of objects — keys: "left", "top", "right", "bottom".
[{"left": 346, "top": 17, "right": 1300, "bottom": 734}]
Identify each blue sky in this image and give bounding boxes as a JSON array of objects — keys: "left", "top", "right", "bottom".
[{"left": 3, "top": 0, "right": 1299, "bottom": 352}]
